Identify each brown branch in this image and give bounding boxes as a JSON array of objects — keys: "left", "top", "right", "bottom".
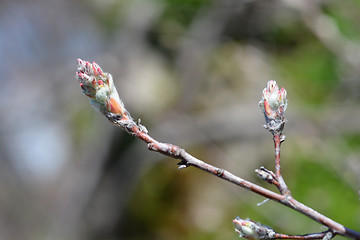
[
  {"left": 274, "top": 134, "right": 282, "bottom": 178},
  {"left": 234, "top": 217, "right": 333, "bottom": 239},
  {"left": 76, "top": 60, "right": 360, "bottom": 240},
  {"left": 273, "top": 133, "right": 291, "bottom": 195},
  {"left": 105, "top": 112, "right": 360, "bottom": 240},
  {"left": 274, "top": 230, "right": 333, "bottom": 239}
]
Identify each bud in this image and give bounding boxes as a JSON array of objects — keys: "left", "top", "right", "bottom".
[
  {"left": 233, "top": 217, "right": 275, "bottom": 239},
  {"left": 233, "top": 217, "right": 257, "bottom": 239},
  {"left": 259, "top": 80, "right": 287, "bottom": 120},
  {"left": 255, "top": 167, "right": 275, "bottom": 184},
  {"left": 76, "top": 59, "right": 125, "bottom": 116}
]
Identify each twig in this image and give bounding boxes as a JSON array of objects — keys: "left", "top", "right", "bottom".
[
  {"left": 105, "top": 112, "right": 360, "bottom": 240},
  {"left": 106, "top": 113, "right": 283, "bottom": 200},
  {"left": 233, "top": 217, "right": 334, "bottom": 239},
  {"left": 273, "top": 133, "right": 291, "bottom": 195},
  {"left": 274, "top": 231, "right": 333, "bottom": 239},
  {"left": 76, "top": 60, "right": 360, "bottom": 240}
]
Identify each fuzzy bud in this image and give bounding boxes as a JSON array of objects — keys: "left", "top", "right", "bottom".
[
  {"left": 76, "top": 59, "right": 125, "bottom": 116},
  {"left": 233, "top": 217, "right": 275, "bottom": 239},
  {"left": 255, "top": 167, "right": 275, "bottom": 184},
  {"left": 259, "top": 80, "right": 287, "bottom": 134},
  {"left": 259, "top": 80, "right": 287, "bottom": 120}
]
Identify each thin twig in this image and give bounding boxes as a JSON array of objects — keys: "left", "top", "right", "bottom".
[
  {"left": 76, "top": 60, "right": 360, "bottom": 240},
  {"left": 273, "top": 133, "right": 291, "bottom": 195},
  {"left": 274, "top": 230, "right": 332, "bottom": 239},
  {"left": 106, "top": 112, "right": 360, "bottom": 240},
  {"left": 274, "top": 134, "right": 282, "bottom": 178},
  {"left": 233, "top": 217, "right": 333, "bottom": 240}
]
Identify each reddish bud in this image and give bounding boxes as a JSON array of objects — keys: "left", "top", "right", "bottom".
[{"left": 259, "top": 80, "right": 287, "bottom": 120}]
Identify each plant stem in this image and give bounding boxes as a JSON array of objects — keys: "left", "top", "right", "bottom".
[
  {"left": 274, "top": 134, "right": 282, "bottom": 178},
  {"left": 273, "top": 133, "right": 291, "bottom": 195},
  {"left": 106, "top": 113, "right": 360, "bottom": 240},
  {"left": 274, "top": 230, "right": 331, "bottom": 239}
]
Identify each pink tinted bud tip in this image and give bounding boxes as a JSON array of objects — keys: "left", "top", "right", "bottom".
[
  {"left": 92, "top": 62, "right": 102, "bottom": 76},
  {"left": 259, "top": 80, "right": 288, "bottom": 120},
  {"left": 85, "top": 61, "right": 91, "bottom": 71}
]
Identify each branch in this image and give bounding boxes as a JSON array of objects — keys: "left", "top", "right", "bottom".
[
  {"left": 105, "top": 112, "right": 284, "bottom": 200},
  {"left": 274, "top": 231, "right": 333, "bottom": 240},
  {"left": 75, "top": 59, "right": 360, "bottom": 240},
  {"left": 105, "top": 112, "right": 360, "bottom": 240},
  {"left": 273, "top": 133, "right": 290, "bottom": 195},
  {"left": 233, "top": 217, "right": 334, "bottom": 240}
]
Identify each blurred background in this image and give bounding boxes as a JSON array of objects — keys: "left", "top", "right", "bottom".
[{"left": 0, "top": 0, "right": 360, "bottom": 239}]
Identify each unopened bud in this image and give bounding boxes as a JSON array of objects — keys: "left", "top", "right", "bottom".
[
  {"left": 259, "top": 80, "right": 287, "bottom": 120},
  {"left": 76, "top": 59, "right": 125, "bottom": 116},
  {"left": 233, "top": 217, "right": 275, "bottom": 239},
  {"left": 255, "top": 168, "right": 275, "bottom": 184}
]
